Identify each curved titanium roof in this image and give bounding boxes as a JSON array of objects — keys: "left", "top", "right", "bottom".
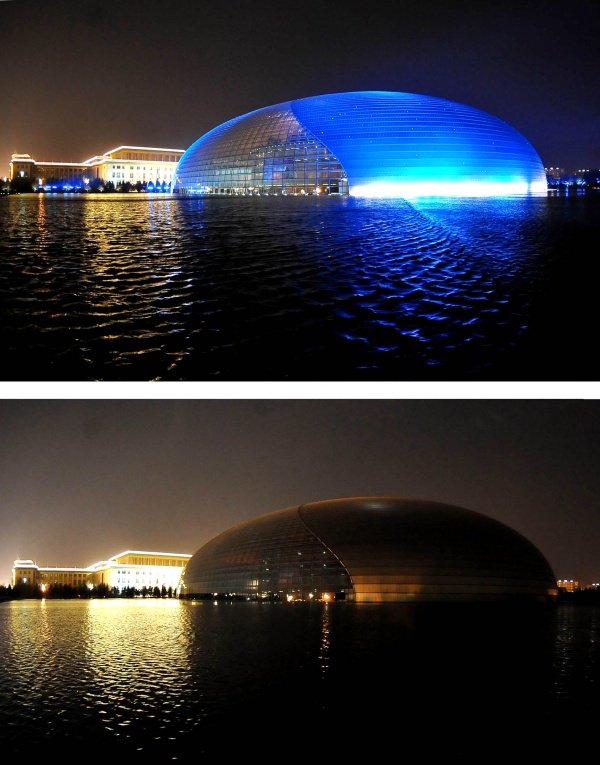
[
  {"left": 182, "top": 497, "right": 558, "bottom": 603},
  {"left": 172, "top": 91, "right": 547, "bottom": 197}
]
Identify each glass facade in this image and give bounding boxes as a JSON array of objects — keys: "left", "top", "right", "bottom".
[
  {"left": 181, "top": 498, "right": 559, "bottom": 603},
  {"left": 181, "top": 506, "right": 351, "bottom": 600},
  {"left": 172, "top": 103, "right": 347, "bottom": 196},
  {"left": 172, "top": 91, "right": 548, "bottom": 198}
]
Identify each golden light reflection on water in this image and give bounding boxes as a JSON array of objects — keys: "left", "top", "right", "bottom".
[
  {"left": 3, "top": 599, "right": 195, "bottom": 748},
  {"left": 83, "top": 599, "right": 193, "bottom": 740},
  {"left": 0, "top": 599, "right": 598, "bottom": 758},
  {"left": 318, "top": 603, "right": 331, "bottom": 677}
]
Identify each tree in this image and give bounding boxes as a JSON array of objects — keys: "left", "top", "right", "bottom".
[
  {"left": 12, "top": 582, "right": 42, "bottom": 599},
  {"left": 10, "top": 176, "right": 36, "bottom": 194}
]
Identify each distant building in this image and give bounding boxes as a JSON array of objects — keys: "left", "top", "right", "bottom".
[
  {"left": 9, "top": 145, "right": 185, "bottom": 191},
  {"left": 544, "top": 166, "right": 600, "bottom": 190},
  {"left": 9, "top": 154, "right": 37, "bottom": 181},
  {"left": 12, "top": 550, "right": 192, "bottom": 594},
  {"left": 557, "top": 579, "right": 580, "bottom": 592}
]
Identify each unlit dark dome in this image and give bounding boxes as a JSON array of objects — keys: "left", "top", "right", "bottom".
[{"left": 181, "top": 497, "right": 557, "bottom": 603}]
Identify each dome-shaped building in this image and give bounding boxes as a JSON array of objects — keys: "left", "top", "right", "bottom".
[
  {"left": 172, "top": 91, "right": 547, "bottom": 198},
  {"left": 181, "top": 497, "right": 558, "bottom": 603}
]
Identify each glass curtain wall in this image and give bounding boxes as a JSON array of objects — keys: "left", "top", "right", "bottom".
[
  {"left": 172, "top": 104, "right": 347, "bottom": 196},
  {"left": 181, "top": 507, "right": 352, "bottom": 600}
]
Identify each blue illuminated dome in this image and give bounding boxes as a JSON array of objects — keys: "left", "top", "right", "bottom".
[{"left": 172, "top": 91, "right": 547, "bottom": 198}]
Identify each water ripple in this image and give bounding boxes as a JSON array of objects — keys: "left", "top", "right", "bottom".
[{"left": 0, "top": 192, "right": 597, "bottom": 380}]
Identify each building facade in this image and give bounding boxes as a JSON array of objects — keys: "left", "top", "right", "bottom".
[
  {"left": 12, "top": 550, "right": 192, "bottom": 594},
  {"left": 172, "top": 91, "right": 548, "bottom": 198},
  {"left": 182, "top": 497, "right": 559, "bottom": 603},
  {"left": 557, "top": 579, "right": 580, "bottom": 592},
  {"left": 9, "top": 146, "right": 185, "bottom": 191}
]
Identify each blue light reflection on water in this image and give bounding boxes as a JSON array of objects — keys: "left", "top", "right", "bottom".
[{"left": 0, "top": 192, "right": 596, "bottom": 381}]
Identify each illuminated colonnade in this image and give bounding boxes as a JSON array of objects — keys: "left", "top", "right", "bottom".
[
  {"left": 12, "top": 550, "right": 192, "bottom": 593},
  {"left": 9, "top": 146, "right": 185, "bottom": 190}
]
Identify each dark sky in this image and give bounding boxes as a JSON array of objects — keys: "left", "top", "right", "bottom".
[
  {"left": 1, "top": 0, "right": 599, "bottom": 175},
  {"left": 1, "top": 398, "right": 599, "bottom": 588}
]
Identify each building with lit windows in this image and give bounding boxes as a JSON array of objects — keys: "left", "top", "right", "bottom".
[
  {"left": 12, "top": 550, "right": 192, "bottom": 594},
  {"left": 557, "top": 579, "right": 580, "bottom": 593},
  {"left": 181, "top": 497, "right": 558, "bottom": 603},
  {"left": 171, "top": 91, "right": 548, "bottom": 198},
  {"left": 9, "top": 146, "right": 185, "bottom": 191},
  {"left": 9, "top": 154, "right": 37, "bottom": 182}
]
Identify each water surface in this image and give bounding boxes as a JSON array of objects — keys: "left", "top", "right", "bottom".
[
  {"left": 0, "top": 599, "right": 597, "bottom": 758},
  {"left": 0, "top": 192, "right": 597, "bottom": 381}
]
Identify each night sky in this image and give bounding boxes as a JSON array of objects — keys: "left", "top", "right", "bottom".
[
  {"left": 1, "top": 0, "right": 599, "bottom": 174},
  {"left": 1, "top": 398, "right": 599, "bottom": 588}
]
